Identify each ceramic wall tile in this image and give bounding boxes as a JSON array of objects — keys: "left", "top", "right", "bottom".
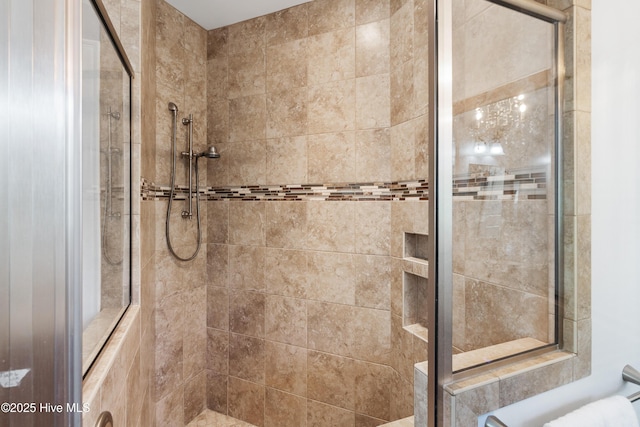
[{"left": 265, "top": 341, "right": 307, "bottom": 396}]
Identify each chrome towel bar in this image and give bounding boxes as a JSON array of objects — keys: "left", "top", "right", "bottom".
[{"left": 484, "top": 364, "right": 640, "bottom": 427}]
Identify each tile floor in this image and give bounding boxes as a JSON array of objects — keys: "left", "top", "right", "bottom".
[
  {"left": 186, "top": 410, "right": 415, "bottom": 427},
  {"left": 186, "top": 410, "right": 257, "bottom": 427}
]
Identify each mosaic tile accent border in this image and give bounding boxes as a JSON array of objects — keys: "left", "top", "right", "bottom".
[
  {"left": 141, "top": 168, "right": 547, "bottom": 202},
  {"left": 453, "top": 168, "right": 548, "bottom": 201}
]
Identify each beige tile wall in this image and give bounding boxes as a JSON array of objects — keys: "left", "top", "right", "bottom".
[
  {"left": 152, "top": 0, "right": 209, "bottom": 424},
  {"left": 203, "top": 0, "right": 431, "bottom": 425}
]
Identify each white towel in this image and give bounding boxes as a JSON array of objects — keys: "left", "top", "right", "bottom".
[{"left": 544, "top": 395, "right": 639, "bottom": 427}]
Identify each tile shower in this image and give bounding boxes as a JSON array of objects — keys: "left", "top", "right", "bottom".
[{"left": 146, "top": 0, "right": 430, "bottom": 425}]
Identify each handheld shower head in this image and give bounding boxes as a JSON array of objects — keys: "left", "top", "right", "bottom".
[
  {"left": 168, "top": 102, "right": 178, "bottom": 113},
  {"left": 198, "top": 146, "right": 221, "bottom": 159}
]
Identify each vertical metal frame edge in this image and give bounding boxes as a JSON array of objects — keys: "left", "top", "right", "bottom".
[
  {"left": 66, "top": 0, "right": 83, "bottom": 422},
  {"left": 428, "top": 0, "right": 455, "bottom": 425},
  {"left": 554, "top": 20, "right": 565, "bottom": 349}
]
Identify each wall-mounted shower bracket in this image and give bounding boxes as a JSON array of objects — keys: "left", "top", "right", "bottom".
[{"left": 182, "top": 113, "right": 195, "bottom": 219}]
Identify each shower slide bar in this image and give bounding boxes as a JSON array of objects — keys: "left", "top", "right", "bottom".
[{"left": 484, "top": 365, "right": 640, "bottom": 427}]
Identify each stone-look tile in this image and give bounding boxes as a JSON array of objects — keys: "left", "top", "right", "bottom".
[
  {"left": 207, "top": 243, "right": 229, "bottom": 288},
  {"left": 454, "top": 381, "right": 499, "bottom": 427},
  {"left": 308, "top": 80, "right": 356, "bottom": 134},
  {"left": 308, "top": 0, "right": 356, "bottom": 36},
  {"left": 266, "top": 88, "right": 308, "bottom": 138},
  {"left": 307, "top": 400, "right": 355, "bottom": 427},
  {"left": 355, "top": 254, "right": 391, "bottom": 309},
  {"left": 355, "top": 361, "right": 392, "bottom": 420},
  {"left": 308, "top": 301, "right": 391, "bottom": 364},
  {"left": 389, "top": 371, "right": 414, "bottom": 421},
  {"left": 574, "top": 318, "right": 591, "bottom": 379},
  {"left": 264, "top": 248, "right": 308, "bottom": 298},
  {"left": 390, "top": 0, "right": 413, "bottom": 65},
  {"left": 356, "top": 20, "right": 390, "bottom": 77},
  {"left": 265, "top": 341, "right": 307, "bottom": 396},
  {"left": 390, "top": 258, "right": 404, "bottom": 317},
  {"left": 229, "top": 202, "right": 266, "bottom": 246},
  {"left": 183, "top": 286, "right": 207, "bottom": 380},
  {"left": 576, "top": 214, "right": 591, "bottom": 320},
  {"left": 156, "top": 0, "right": 184, "bottom": 88},
  {"left": 155, "top": 386, "right": 184, "bottom": 427},
  {"left": 308, "top": 28, "right": 355, "bottom": 85},
  {"left": 452, "top": 273, "right": 466, "bottom": 350},
  {"left": 229, "top": 95, "right": 266, "bottom": 142},
  {"left": 227, "top": 45, "right": 266, "bottom": 100},
  {"left": 355, "top": 201, "right": 391, "bottom": 255},
  {"left": 266, "top": 3, "right": 309, "bottom": 45},
  {"left": 207, "top": 370, "right": 228, "bottom": 413},
  {"left": 266, "top": 136, "right": 308, "bottom": 185},
  {"left": 229, "top": 290, "right": 266, "bottom": 338},
  {"left": 308, "top": 350, "right": 357, "bottom": 410},
  {"left": 307, "top": 251, "right": 356, "bottom": 305},
  {"left": 413, "top": 363, "right": 428, "bottom": 427},
  {"left": 154, "top": 249, "right": 206, "bottom": 289},
  {"left": 228, "top": 15, "right": 267, "bottom": 54},
  {"left": 357, "top": 414, "right": 388, "bottom": 427},
  {"left": 207, "top": 54, "right": 228, "bottom": 101},
  {"left": 460, "top": 200, "right": 549, "bottom": 297},
  {"left": 207, "top": 99, "right": 229, "bottom": 150},
  {"left": 308, "top": 132, "right": 357, "bottom": 183},
  {"left": 356, "top": 128, "right": 391, "bottom": 182},
  {"left": 207, "top": 328, "right": 229, "bottom": 374},
  {"left": 390, "top": 117, "right": 417, "bottom": 181},
  {"left": 390, "top": 314, "right": 414, "bottom": 382},
  {"left": 155, "top": 290, "right": 184, "bottom": 400},
  {"left": 306, "top": 201, "right": 355, "bottom": 252},
  {"left": 207, "top": 285, "right": 229, "bottom": 330},
  {"left": 229, "top": 334, "right": 266, "bottom": 384},
  {"left": 184, "top": 17, "right": 206, "bottom": 57},
  {"left": 575, "top": 111, "right": 591, "bottom": 216},
  {"left": 464, "top": 278, "right": 548, "bottom": 349},
  {"left": 390, "top": 201, "right": 429, "bottom": 258},
  {"left": 207, "top": 27, "right": 228, "bottom": 60},
  {"left": 265, "top": 295, "right": 307, "bottom": 346},
  {"left": 265, "top": 388, "right": 307, "bottom": 427},
  {"left": 267, "top": 39, "right": 308, "bottom": 92},
  {"left": 390, "top": 58, "right": 415, "bottom": 128},
  {"left": 498, "top": 355, "right": 574, "bottom": 407},
  {"left": 226, "top": 140, "right": 267, "bottom": 186},
  {"left": 356, "top": 0, "right": 391, "bottom": 25},
  {"left": 228, "top": 377, "right": 265, "bottom": 427},
  {"left": 266, "top": 201, "right": 307, "bottom": 249},
  {"left": 356, "top": 74, "right": 391, "bottom": 129},
  {"left": 184, "top": 370, "right": 207, "bottom": 424}
]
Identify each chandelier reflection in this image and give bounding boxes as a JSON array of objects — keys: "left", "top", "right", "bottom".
[{"left": 472, "top": 94, "right": 527, "bottom": 156}]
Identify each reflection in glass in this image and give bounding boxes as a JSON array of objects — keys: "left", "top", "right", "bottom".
[
  {"left": 451, "top": 0, "right": 557, "bottom": 372},
  {"left": 81, "top": 0, "right": 131, "bottom": 375}
]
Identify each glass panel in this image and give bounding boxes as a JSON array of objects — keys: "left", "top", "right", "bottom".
[
  {"left": 450, "top": 0, "right": 557, "bottom": 372},
  {"left": 81, "top": 0, "right": 131, "bottom": 375}
]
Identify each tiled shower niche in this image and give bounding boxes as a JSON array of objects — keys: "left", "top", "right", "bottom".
[{"left": 403, "top": 232, "right": 429, "bottom": 343}]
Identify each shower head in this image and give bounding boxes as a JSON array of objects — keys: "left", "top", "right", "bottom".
[
  {"left": 199, "top": 146, "right": 221, "bottom": 159},
  {"left": 168, "top": 102, "right": 178, "bottom": 113}
]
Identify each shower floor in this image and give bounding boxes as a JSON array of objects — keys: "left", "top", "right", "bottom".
[
  {"left": 187, "top": 410, "right": 415, "bottom": 427},
  {"left": 187, "top": 410, "right": 257, "bottom": 427}
]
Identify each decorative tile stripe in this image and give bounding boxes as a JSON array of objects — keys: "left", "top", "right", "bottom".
[
  {"left": 140, "top": 169, "right": 547, "bottom": 202},
  {"left": 453, "top": 167, "right": 548, "bottom": 201},
  {"left": 141, "top": 179, "right": 428, "bottom": 201}
]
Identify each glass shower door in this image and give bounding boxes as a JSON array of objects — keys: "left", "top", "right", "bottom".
[{"left": 450, "top": 0, "right": 560, "bottom": 373}]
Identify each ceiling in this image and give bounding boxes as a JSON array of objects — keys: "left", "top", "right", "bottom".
[{"left": 165, "top": 0, "right": 313, "bottom": 31}]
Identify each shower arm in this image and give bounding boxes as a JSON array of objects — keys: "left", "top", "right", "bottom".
[{"left": 181, "top": 114, "right": 194, "bottom": 218}]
